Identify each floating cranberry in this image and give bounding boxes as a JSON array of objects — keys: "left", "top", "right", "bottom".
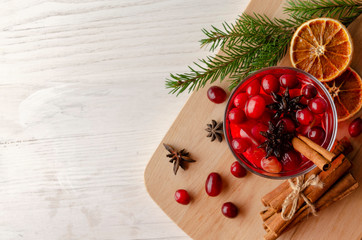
[
  {"left": 244, "top": 147, "right": 266, "bottom": 169},
  {"left": 205, "top": 172, "right": 222, "bottom": 197},
  {"left": 279, "top": 117, "right": 296, "bottom": 132},
  {"left": 308, "top": 97, "right": 327, "bottom": 114},
  {"left": 228, "top": 108, "right": 246, "bottom": 123},
  {"left": 280, "top": 74, "right": 299, "bottom": 89},
  {"left": 296, "top": 108, "right": 314, "bottom": 125},
  {"left": 281, "top": 150, "right": 301, "bottom": 171},
  {"left": 230, "top": 161, "right": 247, "bottom": 178},
  {"left": 261, "top": 75, "right": 280, "bottom": 94},
  {"left": 261, "top": 156, "right": 282, "bottom": 173},
  {"left": 175, "top": 189, "right": 190, "bottom": 205},
  {"left": 307, "top": 126, "right": 326, "bottom": 145},
  {"left": 302, "top": 84, "right": 317, "bottom": 99},
  {"left": 246, "top": 81, "right": 260, "bottom": 96},
  {"left": 246, "top": 95, "right": 266, "bottom": 119},
  {"left": 221, "top": 202, "right": 238, "bottom": 218},
  {"left": 349, "top": 117, "right": 362, "bottom": 137},
  {"left": 251, "top": 123, "right": 268, "bottom": 142},
  {"left": 234, "top": 93, "right": 248, "bottom": 108},
  {"left": 259, "top": 110, "right": 273, "bottom": 123},
  {"left": 231, "top": 138, "right": 251, "bottom": 153},
  {"left": 207, "top": 86, "right": 227, "bottom": 104}
]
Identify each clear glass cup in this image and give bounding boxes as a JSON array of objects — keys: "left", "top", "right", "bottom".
[{"left": 223, "top": 67, "right": 337, "bottom": 179}]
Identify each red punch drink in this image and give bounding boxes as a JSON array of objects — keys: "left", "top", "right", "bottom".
[{"left": 224, "top": 67, "right": 337, "bottom": 179}]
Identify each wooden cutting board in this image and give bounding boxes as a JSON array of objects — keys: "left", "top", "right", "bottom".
[{"left": 144, "top": 0, "right": 362, "bottom": 239}]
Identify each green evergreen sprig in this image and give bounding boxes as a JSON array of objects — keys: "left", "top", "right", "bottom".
[
  {"left": 166, "top": 0, "right": 362, "bottom": 95},
  {"left": 285, "top": 0, "right": 362, "bottom": 26}
]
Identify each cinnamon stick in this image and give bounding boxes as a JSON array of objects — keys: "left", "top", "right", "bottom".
[
  {"left": 264, "top": 155, "right": 352, "bottom": 236},
  {"left": 263, "top": 173, "right": 358, "bottom": 240},
  {"left": 261, "top": 139, "right": 349, "bottom": 209},
  {"left": 284, "top": 173, "right": 358, "bottom": 232},
  {"left": 292, "top": 137, "right": 331, "bottom": 171},
  {"left": 260, "top": 208, "right": 275, "bottom": 222},
  {"left": 298, "top": 135, "right": 336, "bottom": 161}
]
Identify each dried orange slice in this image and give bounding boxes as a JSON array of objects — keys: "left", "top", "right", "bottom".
[
  {"left": 324, "top": 68, "right": 362, "bottom": 122},
  {"left": 290, "top": 18, "right": 353, "bottom": 82}
]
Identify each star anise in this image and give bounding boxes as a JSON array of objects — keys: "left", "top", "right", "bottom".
[
  {"left": 205, "top": 120, "right": 223, "bottom": 142},
  {"left": 258, "top": 122, "right": 294, "bottom": 159},
  {"left": 163, "top": 143, "right": 196, "bottom": 175},
  {"left": 267, "top": 87, "right": 306, "bottom": 120}
]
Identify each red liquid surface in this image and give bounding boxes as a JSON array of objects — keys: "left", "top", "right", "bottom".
[{"left": 225, "top": 68, "right": 335, "bottom": 178}]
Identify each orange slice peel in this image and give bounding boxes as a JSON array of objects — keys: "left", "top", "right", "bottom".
[{"left": 290, "top": 18, "right": 353, "bottom": 82}]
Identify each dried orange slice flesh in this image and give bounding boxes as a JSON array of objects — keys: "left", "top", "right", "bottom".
[
  {"left": 290, "top": 18, "right": 353, "bottom": 82},
  {"left": 324, "top": 68, "right": 362, "bottom": 122}
]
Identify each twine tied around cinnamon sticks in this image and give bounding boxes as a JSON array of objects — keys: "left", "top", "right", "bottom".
[{"left": 281, "top": 174, "right": 323, "bottom": 220}]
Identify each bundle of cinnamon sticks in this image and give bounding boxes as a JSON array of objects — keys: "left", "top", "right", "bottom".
[{"left": 260, "top": 137, "right": 358, "bottom": 240}]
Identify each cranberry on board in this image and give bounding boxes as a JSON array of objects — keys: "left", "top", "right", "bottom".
[
  {"left": 261, "top": 74, "right": 280, "bottom": 94},
  {"left": 221, "top": 202, "right": 238, "bottom": 218},
  {"left": 302, "top": 84, "right": 317, "bottom": 99},
  {"left": 308, "top": 97, "right": 327, "bottom": 114},
  {"left": 207, "top": 86, "right": 227, "bottom": 104},
  {"left": 234, "top": 93, "right": 248, "bottom": 108},
  {"left": 228, "top": 108, "right": 246, "bottom": 124},
  {"left": 174, "top": 189, "right": 190, "bottom": 205},
  {"left": 246, "top": 80, "right": 260, "bottom": 96},
  {"left": 280, "top": 74, "right": 299, "bottom": 88},
  {"left": 349, "top": 117, "right": 362, "bottom": 137},
  {"left": 205, "top": 172, "right": 222, "bottom": 197},
  {"left": 230, "top": 161, "right": 247, "bottom": 178},
  {"left": 261, "top": 156, "right": 282, "bottom": 173},
  {"left": 296, "top": 108, "right": 314, "bottom": 125},
  {"left": 246, "top": 95, "right": 266, "bottom": 119},
  {"left": 232, "top": 138, "right": 251, "bottom": 153},
  {"left": 281, "top": 150, "right": 301, "bottom": 171},
  {"left": 307, "top": 126, "right": 326, "bottom": 145}
]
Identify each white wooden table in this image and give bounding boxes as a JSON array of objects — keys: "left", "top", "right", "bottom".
[{"left": 0, "top": 0, "right": 249, "bottom": 239}]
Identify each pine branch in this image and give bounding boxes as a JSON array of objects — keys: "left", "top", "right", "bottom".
[
  {"left": 285, "top": 0, "right": 362, "bottom": 26},
  {"left": 167, "top": 14, "right": 297, "bottom": 95},
  {"left": 200, "top": 13, "right": 299, "bottom": 52},
  {"left": 166, "top": 0, "right": 362, "bottom": 96}
]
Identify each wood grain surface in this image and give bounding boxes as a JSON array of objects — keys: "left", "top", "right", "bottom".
[
  {"left": 0, "top": 0, "right": 250, "bottom": 239},
  {"left": 145, "top": 0, "right": 362, "bottom": 239}
]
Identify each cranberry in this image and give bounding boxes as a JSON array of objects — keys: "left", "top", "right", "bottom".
[
  {"left": 302, "top": 84, "right": 317, "bottom": 99},
  {"left": 230, "top": 161, "right": 247, "bottom": 178},
  {"left": 261, "top": 75, "right": 280, "bottom": 94},
  {"left": 278, "top": 117, "right": 296, "bottom": 132},
  {"left": 244, "top": 146, "right": 266, "bottom": 168},
  {"left": 280, "top": 74, "right": 298, "bottom": 89},
  {"left": 246, "top": 95, "right": 266, "bottom": 119},
  {"left": 234, "top": 93, "right": 248, "bottom": 108},
  {"left": 307, "top": 126, "right": 326, "bottom": 145},
  {"left": 349, "top": 117, "right": 362, "bottom": 137},
  {"left": 259, "top": 110, "right": 273, "bottom": 123},
  {"left": 228, "top": 108, "right": 246, "bottom": 123},
  {"left": 296, "top": 108, "right": 314, "bottom": 125},
  {"left": 281, "top": 150, "right": 301, "bottom": 171},
  {"left": 251, "top": 123, "right": 268, "bottom": 142},
  {"left": 207, "top": 86, "right": 227, "bottom": 104},
  {"left": 205, "top": 172, "right": 222, "bottom": 197},
  {"left": 221, "top": 202, "right": 238, "bottom": 218},
  {"left": 308, "top": 97, "right": 327, "bottom": 114},
  {"left": 261, "top": 156, "right": 282, "bottom": 173},
  {"left": 246, "top": 81, "right": 260, "bottom": 96},
  {"left": 175, "top": 189, "right": 190, "bottom": 205},
  {"left": 232, "top": 138, "right": 251, "bottom": 153}
]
